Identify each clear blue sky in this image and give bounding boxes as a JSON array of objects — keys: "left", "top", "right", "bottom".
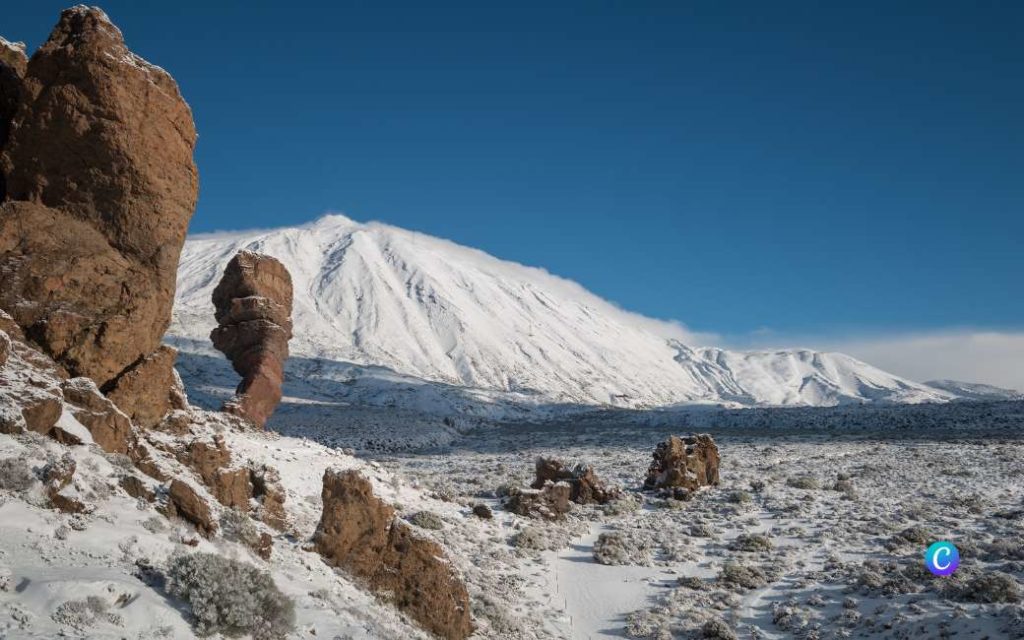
[{"left": 6, "top": 1, "right": 1022, "bottom": 341}]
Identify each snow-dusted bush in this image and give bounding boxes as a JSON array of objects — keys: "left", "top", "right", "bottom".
[
  {"left": 52, "top": 596, "right": 120, "bottom": 629},
  {"left": 511, "top": 526, "right": 552, "bottom": 551},
  {"left": 960, "top": 572, "right": 1021, "bottom": 603},
  {"left": 165, "top": 552, "right": 295, "bottom": 639},
  {"left": 220, "top": 509, "right": 264, "bottom": 550},
  {"left": 593, "top": 532, "right": 652, "bottom": 566},
  {"left": 0, "top": 457, "right": 35, "bottom": 492},
  {"left": 702, "top": 617, "right": 738, "bottom": 639},
  {"left": 727, "top": 490, "right": 752, "bottom": 504},
  {"left": 408, "top": 510, "right": 444, "bottom": 530},
  {"left": 785, "top": 476, "right": 820, "bottom": 490},
  {"left": 730, "top": 532, "right": 772, "bottom": 552},
  {"left": 719, "top": 562, "right": 767, "bottom": 589}
]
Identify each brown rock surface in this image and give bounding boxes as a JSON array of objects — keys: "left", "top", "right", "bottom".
[
  {"left": 314, "top": 469, "right": 473, "bottom": 640},
  {"left": 532, "top": 457, "right": 620, "bottom": 505},
  {"left": 62, "top": 377, "right": 134, "bottom": 454},
  {"left": 0, "top": 37, "right": 26, "bottom": 198},
  {"left": 504, "top": 482, "right": 572, "bottom": 520},
  {"left": 106, "top": 346, "right": 186, "bottom": 428},
  {"left": 252, "top": 464, "right": 288, "bottom": 531},
  {"left": 643, "top": 434, "right": 721, "bottom": 492},
  {"left": 0, "top": 6, "right": 197, "bottom": 396},
  {"left": 164, "top": 479, "right": 216, "bottom": 537},
  {"left": 210, "top": 251, "right": 293, "bottom": 428}
]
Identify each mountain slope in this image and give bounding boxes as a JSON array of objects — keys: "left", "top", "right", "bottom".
[
  {"left": 925, "top": 379, "right": 1023, "bottom": 402},
  {"left": 170, "top": 214, "right": 951, "bottom": 410}
]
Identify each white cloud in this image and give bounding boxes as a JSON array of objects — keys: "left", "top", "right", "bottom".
[{"left": 736, "top": 330, "right": 1024, "bottom": 391}]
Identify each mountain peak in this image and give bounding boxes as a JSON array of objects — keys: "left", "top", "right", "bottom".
[{"left": 171, "top": 216, "right": 953, "bottom": 411}]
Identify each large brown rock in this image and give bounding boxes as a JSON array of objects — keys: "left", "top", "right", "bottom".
[
  {"left": 504, "top": 482, "right": 572, "bottom": 520},
  {"left": 0, "top": 37, "right": 26, "bottom": 198},
  {"left": 210, "top": 251, "right": 293, "bottom": 428},
  {"left": 164, "top": 479, "right": 217, "bottom": 538},
  {"left": 643, "top": 434, "right": 721, "bottom": 492},
  {"left": 314, "top": 469, "right": 473, "bottom": 640},
  {"left": 532, "top": 457, "right": 620, "bottom": 505},
  {"left": 62, "top": 377, "right": 134, "bottom": 454},
  {"left": 107, "top": 346, "right": 188, "bottom": 428},
  {"left": 0, "top": 6, "right": 197, "bottom": 397}
]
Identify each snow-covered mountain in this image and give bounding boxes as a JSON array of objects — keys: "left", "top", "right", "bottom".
[
  {"left": 925, "top": 380, "right": 1023, "bottom": 402},
  {"left": 169, "top": 214, "right": 952, "bottom": 412}
]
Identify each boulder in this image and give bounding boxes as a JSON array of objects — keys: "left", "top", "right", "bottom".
[
  {"left": 106, "top": 346, "right": 187, "bottom": 428},
  {"left": 504, "top": 482, "right": 572, "bottom": 520},
  {"left": 532, "top": 457, "right": 620, "bottom": 505},
  {"left": 61, "top": 378, "right": 134, "bottom": 454},
  {"left": 0, "top": 330, "right": 9, "bottom": 368},
  {"left": 643, "top": 434, "right": 721, "bottom": 492},
  {"left": 210, "top": 251, "right": 293, "bottom": 428},
  {"left": 251, "top": 464, "right": 288, "bottom": 531},
  {"left": 163, "top": 479, "right": 217, "bottom": 538},
  {"left": 0, "top": 6, "right": 197, "bottom": 400},
  {"left": 313, "top": 469, "right": 473, "bottom": 640},
  {"left": 21, "top": 388, "right": 62, "bottom": 436}
]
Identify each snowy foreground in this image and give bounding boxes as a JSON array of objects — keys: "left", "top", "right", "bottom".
[{"left": 4, "top": 369, "right": 1023, "bottom": 639}]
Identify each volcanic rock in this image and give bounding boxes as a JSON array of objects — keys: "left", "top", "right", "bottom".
[
  {"left": 313, "top": 469, "right": 473, "bottom": 640},
  {"left": 643, "top": 434, "right": 721, "bottom": 492},
  {"left": 532, "top": 457, "right": 620, "bottom": 505},
  {"left": 0, "top": 37, "right": 26, "bottom": 199},
  {"left": 251, "top": 464, "right": 288, "bottom": 531},
  {"left": 0, "top": 6, "right": 197, "bottom": 395},
  {"left": 163, "top": 479, "right": 217, "bottom": 538},
  {"left": 504, "top": 482, "right": 572, "bottom": 520},
  {"left": 106, "top": 346, "right": 188, "bottom": 428},
  {"left": 210, "top": 251, "right": 294, "bottom": 427},
  {"left": 61, "top": 377, "right": 134, "bottom": 454}
]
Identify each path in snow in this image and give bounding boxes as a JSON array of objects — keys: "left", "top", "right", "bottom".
[{"left": 554, "top": 525, "right": 675, "bottom": 639}]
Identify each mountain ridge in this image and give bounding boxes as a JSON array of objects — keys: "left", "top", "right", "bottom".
[{"left": 170, "top": 214, "right": 954, "bottom": 411}]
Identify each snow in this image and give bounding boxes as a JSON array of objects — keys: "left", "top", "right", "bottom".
[{"left": 170, "top": 214, "right": 954, "bottom": 416}]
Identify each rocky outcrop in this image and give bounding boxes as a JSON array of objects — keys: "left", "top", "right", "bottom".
[
  {"left": 313, "top": 469, "right": 473, "bottom": 640},
  {"left": 504, "top": 482, "right": 572, "bottom": 520},
  {"left": 0, "top": 37, "right": 26, "bottom": 199},
  {"left": 107, "top": 346, "right": 188, "bottom": 428},
  {"left": 163, "top": 479, "right": 217, "bottom": 538},
  {"left": 643, "top": 434, "right": 721, "bottom": 493},
  {"left": 61, "top": 378, "right": 134, "bottom": 454},
  {"left": 532, "top": 457, "right": 620, "bottom": 505},
  {"left": 0, "top": 7, "right": 197, "bottom": 416},
  {"left": 210, "top": 251, "right": 293, "bottom": 428}
]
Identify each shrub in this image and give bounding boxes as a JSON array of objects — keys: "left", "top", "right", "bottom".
[
  {"left": 785, "top": 476, "right": 820, "bottom": 490},
  {"left": 728, "top": 490, "right": 752, "bottom": 504},
  {"left": 702, "top": 617, "right": 738, "bottom": 640},
  {"left": 220, "top": 509, "right": 264, "bottom": 550},
  {"left": 730, "top": 533, "right": 772, "bottom": 552},
  {"left": 961, "top": 572, "right": 1021, "bottom": 603},
  {"left": 719, "top": 562, "right": 767, "bottom": 589},
  {"left": 165, "top": 553, "right": 295, "bottom": 639},
  {"left": 0, "top": 457, "right": 35, "bottom": 492},
  {"left": 408, "top": 510, "right": 444, "bottom": 530},
  {"left": 511, "top": 526, "right": 549, "bottom": 551}
]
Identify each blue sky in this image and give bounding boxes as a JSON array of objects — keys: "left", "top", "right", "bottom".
[{"left": 6, "top": 2, "right": 1023, "bottom": 384}]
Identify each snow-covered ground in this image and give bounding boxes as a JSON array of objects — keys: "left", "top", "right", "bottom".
[{"left": 169, "top": 214, "right": 954, "bottom": 414}]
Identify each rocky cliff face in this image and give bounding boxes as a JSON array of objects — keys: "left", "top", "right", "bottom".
[
  {"left": 0, "top": 6, "right": 197, "bottom": 426},
  {"left": 313, "top": 469, "right": 474, "bottom": 640},
  {"left": 210, "top": 251, "right": 293, "bottom": 427}
]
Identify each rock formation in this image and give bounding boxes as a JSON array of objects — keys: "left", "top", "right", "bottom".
[
  {"left": 0, "top": 6, "right": 197, "bottom": 427},
  {"left": 0, "top": 37, "right": 27, "bottom": 198},
  {"left": 643, "top": 434, "right": 721, "bottom": 493},
  {"left": 532, "top": 457, "right": 620, "bottom": 505},
  {"left": 313, "top": 469, "right": 473, "bottom": 640},
  {"left": 210, "top": 251, "right": 294, "bottom": 427},
  {"left": 504, "top": 482, "right": 572, "bottom": 520}
]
